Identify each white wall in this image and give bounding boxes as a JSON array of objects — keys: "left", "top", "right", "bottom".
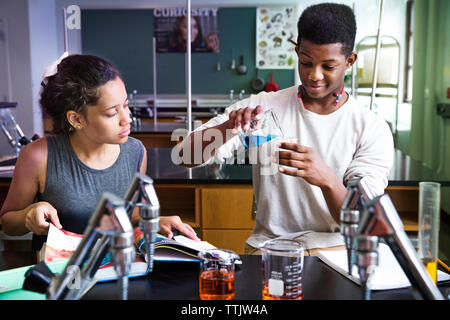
[
  {"left": 0, "top": 0, "right": 58, "bottom": 138},
  {"left": 28, "top": 0, "right": 59, "bottom": 136},
  {"left": 0, "top": 0, "right": 34, "bottom": 137}
]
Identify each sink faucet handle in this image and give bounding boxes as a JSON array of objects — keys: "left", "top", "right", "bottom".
[
  {"left": 354, "top": 235, "right": 379, "bottom": 300},
  {"left": 239, "top": 89, "right": 245, "bottom": 100},
  {"left": 340, "top": 208, "right": 360, "bottom": 275},
  {"left": 110, "top": 230, "right": 135, "bottom": 300}
]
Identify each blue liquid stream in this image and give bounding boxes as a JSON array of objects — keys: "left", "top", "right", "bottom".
[{"left": 239, "top": 135, "right": 278, "bottom": 149}]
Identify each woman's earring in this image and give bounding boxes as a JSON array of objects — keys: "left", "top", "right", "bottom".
[{"left": 76, "top": 125, "right": 82, "bottom": 130}]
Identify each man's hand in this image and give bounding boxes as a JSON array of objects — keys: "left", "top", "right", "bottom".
[
  {"left": 276, "top": 141, "right": 347, "bottom": 222},
  {"left": 227, "top": 105, "right": 264, "bottom": 134},
  {"left": 276, "top": 142, "right": 337, "bottom": 188}
]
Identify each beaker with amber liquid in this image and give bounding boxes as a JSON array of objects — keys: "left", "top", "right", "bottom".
[{"left": 198, "top": 249, "right": 239, "bottom": 300}]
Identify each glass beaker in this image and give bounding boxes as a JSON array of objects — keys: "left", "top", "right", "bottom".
[
  {"left": 260, "top": 239, "right": 304, "bottom": 300},
  {"left": 238, "top": 109, "right": 284, "bottom": 149},
  {"left": 198, "top": 248, "right": 239, "bottom": 300},
  {"left": 418, "top": 181, "right": 440, "bottom": 284}
]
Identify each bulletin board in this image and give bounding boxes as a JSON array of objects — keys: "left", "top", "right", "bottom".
[{"left": 256, "top": 7, "right": 297, "bottom": 69}]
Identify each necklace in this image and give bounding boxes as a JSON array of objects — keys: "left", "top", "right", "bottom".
[{"left": 297, "top": 83, "right": 345, "bottom": 108}]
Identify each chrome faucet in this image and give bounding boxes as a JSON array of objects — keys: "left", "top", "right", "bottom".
[
  {"left": 46, "top": 192, "right": 135, "bottom": 300},
  {"left": 357, "top": 194, "right": 444, "bottom": 300},
  {"left": 229, "top": 89, "right": 234, "bottom": 104},
  {"left": 340, "top": 178, "right": 375, "bottom": 276},
  {"left": 0, "top": 108, "right": 39, "bottom": 153},
  {"left": 129, "top": 90, "right": 141, "bottom": 129},
  {"left": 354, "top": 234, "right": 379, "bottom": 300},
  {"left": 239, "top": 89, "right": 245, "bottom": 100},
  {"left": 23, "top": 173, "right": 160, "bottom": 300},
  {"left": 123, "top": 173, "right": 160, "bottom": 273},
  {"left": 341, "top": 178, "right": 444, "bottom": 300}
]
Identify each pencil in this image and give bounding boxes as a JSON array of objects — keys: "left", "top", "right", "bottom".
[
  {"left": 289, "top": 39, "right": 298, "bottom": 47},
  {"left": 438, "top": 258, "right": 450, "bottom": 273}
]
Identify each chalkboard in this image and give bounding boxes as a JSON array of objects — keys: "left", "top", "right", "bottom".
[{"left": 81, "top": 8, "right": 295, "bottom": 95}]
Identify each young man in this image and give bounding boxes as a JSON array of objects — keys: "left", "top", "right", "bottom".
[{"left": 175, "top": 3, "right": 393, "bottom": 255}]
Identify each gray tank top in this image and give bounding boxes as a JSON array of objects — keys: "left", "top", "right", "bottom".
[{"left": 33, "top": 135, "right": 144, "bottom": 250}]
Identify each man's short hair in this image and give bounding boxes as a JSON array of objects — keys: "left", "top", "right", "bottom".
[{"left": 297, "top": 3, "right": 357, "bottom": 57}]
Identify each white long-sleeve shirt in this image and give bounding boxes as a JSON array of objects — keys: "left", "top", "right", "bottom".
[{"left": 178, "top": 85, "right": 394, "bottom": 249}]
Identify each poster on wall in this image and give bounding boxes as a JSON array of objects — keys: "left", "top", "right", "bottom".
[
  {"left": 256, "top": 7, "right": 297, "bottom": 69},
  {"left": 154, "top": 7, "right": 220, "bottom": 53}
]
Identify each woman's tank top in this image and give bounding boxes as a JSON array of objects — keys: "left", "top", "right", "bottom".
[{"left": 33, "top": 135, "right": 144, "bottom": 250}]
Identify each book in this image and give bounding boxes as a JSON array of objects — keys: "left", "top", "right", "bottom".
[
  {"left": 134, "top": 227, "right": 218, "bottom": 262},
  {"left": 317, "top": 242, "right": 450, "bottom": 290},
  {"left": 38, "top": 224, "right": 148, "bottom": 282},
  {"left": 40, "top": 224, "right": 239, "bottom": 282}
]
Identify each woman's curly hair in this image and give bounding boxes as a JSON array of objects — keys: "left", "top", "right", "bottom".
[{"left": 40, "top": 54, "right": 121, "bottom": 135}]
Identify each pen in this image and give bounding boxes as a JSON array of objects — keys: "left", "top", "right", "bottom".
[{"left": 438, "top": 258, "right": 450, "bottom": 273}]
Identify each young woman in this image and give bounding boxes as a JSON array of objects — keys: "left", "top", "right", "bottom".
[{"left": 0, "top": 54, "right": 198, "bottom": 250}]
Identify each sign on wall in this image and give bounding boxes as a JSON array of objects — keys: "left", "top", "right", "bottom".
[
  {"left": 154, "top": 8, "right": 220, "bottom": 53},
  {"left": 256, "top": 7, "right": 297, "bottom": 69}
]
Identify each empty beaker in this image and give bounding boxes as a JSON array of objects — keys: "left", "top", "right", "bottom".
[{"left": 418, "top": 181, "right": 440, "bottom": 283}]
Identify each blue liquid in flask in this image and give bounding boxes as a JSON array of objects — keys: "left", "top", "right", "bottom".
[{"left": 239, "top": 134, "right": 278, "bottom": 149}]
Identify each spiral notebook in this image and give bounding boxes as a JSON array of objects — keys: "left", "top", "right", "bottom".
[{"left": 317, "top": 243, "right": 450, "bottom": 290}]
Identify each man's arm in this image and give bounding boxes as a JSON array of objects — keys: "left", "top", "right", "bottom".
[
  {"left": 177, "top": 106, "right": 264, "bottom": 167},
  {"left": 177, "top": 121, "right": 231, "bottom": 167}
]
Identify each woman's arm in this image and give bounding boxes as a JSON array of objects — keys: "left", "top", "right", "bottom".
[
  {"left": 0, "top": 138, "right": 61, "bottom": 235},
  {"left": 132, "top": 146, "right": 199, "bottom": 240}
]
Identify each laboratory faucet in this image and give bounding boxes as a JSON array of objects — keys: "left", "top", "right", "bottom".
[
  {"left": 23, "top": 192, "right": 135, "bottom": 300},
  {"left": 340, "top": 178, "right": 375, "bottom": 276},
  {"left": 129, "top": 90, "right": 141, "bottom": 129},
  {"left": 23, "top": 173, "right": 160, "bottom": 300},
  {"left": 357, "top": 194, "right": 444, "bottom": 300},
  {"left": 353, "top": 234, "right": 379, "bottom": 300},
  {"left": 0, "top": 109, "right": 39, "bottom": 153},
  {"left": 341, "top": 178, "right": 444, "bottom": 300},
  {"left": 229, "top": 89, "right": 234, "bottom": 104},
  {"left": 123, "top": 173, "right": 160, "bottom": 273}
]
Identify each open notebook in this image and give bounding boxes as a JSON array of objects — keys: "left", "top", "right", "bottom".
[
  {"left": 317, "top": 243, "right": 450, "bottom": 290},
  {"left": 39, "top": 224, "right": 241, "bottom": 282}
]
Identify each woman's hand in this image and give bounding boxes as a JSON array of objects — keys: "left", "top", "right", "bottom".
[
  {"left": 25, "top": 201, "right": 62, "bottom": 235},
  {"left": 227, "top": 105, "right": 264, "bottom": 134},
  {"left": 159, "top": 216, "right": 200, "bottom": 241}
]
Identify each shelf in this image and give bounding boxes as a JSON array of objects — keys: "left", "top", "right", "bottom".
[
  {"left": 155, "top": 185, "right": 199, "bottom": 228},
  {"left": 400, "top": 211, "right": 419, "bottom": 231}
]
